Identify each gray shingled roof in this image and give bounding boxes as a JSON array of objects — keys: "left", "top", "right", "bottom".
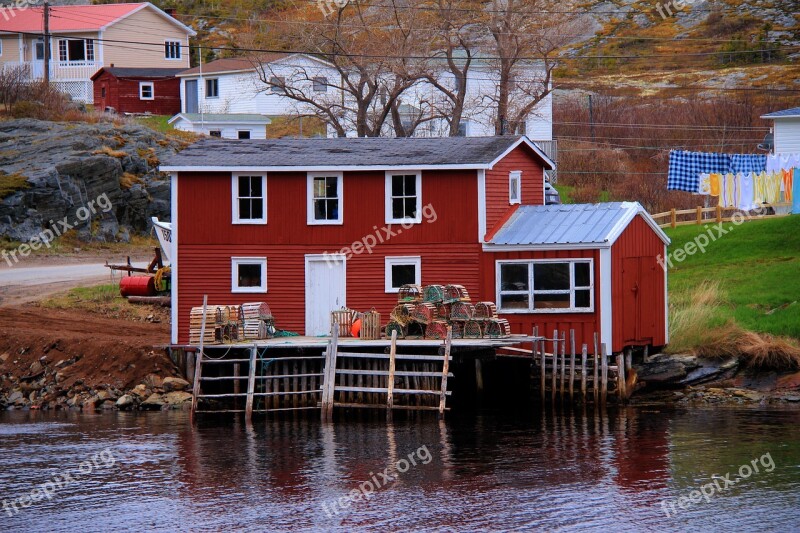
[
  {"left": 93, "top": 68, "right": 185, "bottom": 79},
  {"left": 171, "top": 113, "right": 272, "bottom": 123},
  {"left": 162, "top": 135, "right": 552, "bottom": 169},
  {"left": 761, "top": 107, "right": 800, "bottom": 119},
  {"left": 488, "top": 203, "right": 669, "bottom": 247}
]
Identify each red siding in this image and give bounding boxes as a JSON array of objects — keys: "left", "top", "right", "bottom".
[
  {"left": 484, "top": 144, "right": 545, "bottom": 236},
  {"left": 481, "top": 249, "right": 603, "bottom": 353},
  {"left": 93, "top": 72, "right": 181, "bottom": 115},
  {"left": 611, "top": 215, "right": 667, "bottom": 351},
  {"left": 176, "top": 169, "right": 481, "bottom": 342}
]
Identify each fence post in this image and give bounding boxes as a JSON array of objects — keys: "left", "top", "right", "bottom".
[
  {"left": 670, "top": 208, "right": 677, "bottom": 228},
  {"left": 716, "top": 204, "right": 722, "bottom": 223},
  {"left": 696, "top": 206, "right": 703, "bottom": 224}
]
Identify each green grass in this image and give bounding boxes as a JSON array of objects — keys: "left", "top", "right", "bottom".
[
  {"left": 665, "top": 216, "right": 800, "bottom": 339},
  {"left": 135, "top": 115, "right": 173, "bottom": 133}
]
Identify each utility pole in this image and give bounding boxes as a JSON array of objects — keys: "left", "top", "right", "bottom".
[{"left": 43, "top": 1, "right": 50, "bottom": 84}]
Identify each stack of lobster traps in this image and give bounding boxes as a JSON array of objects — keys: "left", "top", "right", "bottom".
[
  {"left": 386, "top": 284, "right": 510, "bottom": 339},
  {"left": 189, "top": 302, "right": 275, "bottom": 345},
  {"left": 241, "top": 302, "right": 275, "bottom": 340}
]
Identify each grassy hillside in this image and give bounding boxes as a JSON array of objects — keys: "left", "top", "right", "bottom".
[{"left": 665, "top": 215, "right": 800, "bottom": 353}]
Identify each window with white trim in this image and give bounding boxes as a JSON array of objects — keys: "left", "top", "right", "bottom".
[
  {"left": 232, "top": 174, "right": 267, "bottom": 224},
  {"left": 232, "top": 257, "right": 267, "bottom": 293},
  {"left": 385, "top": 256, "right": 421, "bottom": 293},
  {"left": 139, "top": 82, "right": 154, "bottom": 100},
  {"left": 312, "top": 76, "right": 328, "bottom": 92},
  {"left": 237, "top": 130, "right": 251, "bottom": 139},
  {"left": 58, "top": 38, "right": 93, "bottom": 62},
  {"left": 206, "top": 78, "right": 219, "bottom": 98},
  {"left": 509, "top": 171, "right": 521, "bottom": 204},
  {"left": 165, "top": 40, "right": 182, "bottom": 60},
  {"left": 307, "top": 173, "right": 342, "bottom": 225},
  {"left": 270, "top": 76, "right": 286, "bottom": 94},
  {"left": 385, "top": 172, "right": 422, "bottom": 224},
  {"left": 497, "top": 260, "right": 593, "bottom": 313}
]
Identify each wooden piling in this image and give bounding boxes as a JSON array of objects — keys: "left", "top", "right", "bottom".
[
  {"left": 551, "top": 330, "right": 558, "bottom": 401},
  {"left": 559, "top": 331, "right": 566, "bottom": 397},
  {"left": 190, "top": 295, "right": 208, "bottom": 418},
  {"left": 386, "top": 330, "right": 397, "bottom": 417},
  {"left": 438, "top": 328, "right": 452, "bottom": 418},
  {"left": 593, "top": 333, "right": 599, "bottom": 403},
  {"left": 245, "top": 344, "right": 257, "bottom": 421},
  {"left": 580, "top": 344, "right": 587, "bottom": 400},
  {"left": 600, "top": 343, "right": 608, "bottom": 404},
  {"left": 233, "top": 363, "right": 241, "bottom": 410},
  {"left": 569, "top": 330, "right": 576, "bottom": 400},
  {"left": 321, "top": 324, "right": 339, "bottom": 420},
  {"left": 539, "top": 339, "right": 546, "bottom": 402},
  {"left": 617, "top": 352, "right": 627, "bottom": 401}
]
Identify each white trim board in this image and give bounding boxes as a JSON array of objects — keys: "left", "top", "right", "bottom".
[{"left": 170, "top": 172, "right": 178, "bottom": 345}]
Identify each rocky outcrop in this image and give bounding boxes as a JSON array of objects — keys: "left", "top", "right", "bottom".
[{"left": 0, "top": 118, "right": 190, "bottom": 243}]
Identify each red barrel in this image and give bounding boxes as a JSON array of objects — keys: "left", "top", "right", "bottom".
[{"left": 120, "top": 276, "right": 156, "bottom": 297}]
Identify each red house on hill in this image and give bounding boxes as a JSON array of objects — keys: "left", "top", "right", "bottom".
[
  {"left": 161, "top": 136, "right": 670, "bottom": 354},
  {"left": 92, "top": 67, "right": 184, "bottom": 114}
]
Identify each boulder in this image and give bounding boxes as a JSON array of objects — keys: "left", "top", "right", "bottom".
[
  {"left": 141, "top": 393, "right": 165, "bottom": 410},
  {"left": 130, "top": 384, "right": 149, "bottom": 398},
  {"left": 162, "top": 377, "right": 190, "bottom": 392},
  {"left": 163, "top": 391, "right": 192, "bottom": 406},
  {"left": 115, "top": 395, "right": 136, "bottom": 410}
]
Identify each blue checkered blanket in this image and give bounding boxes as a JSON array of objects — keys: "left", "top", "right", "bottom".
[{"left": 668, "top": 151, "right": 730, "bottom": 192}]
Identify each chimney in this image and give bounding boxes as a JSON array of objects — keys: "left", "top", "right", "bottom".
[{"left": 164, "top": 8, "right": 176, "bottom": 17}]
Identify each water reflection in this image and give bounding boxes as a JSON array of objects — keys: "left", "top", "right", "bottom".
[{"left": 1, "top": 406, "right": 799, "bottom": 532}]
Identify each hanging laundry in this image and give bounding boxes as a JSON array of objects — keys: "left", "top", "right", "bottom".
[
  {"left": 754, "top": 172, "right": 782, "bottom": 205},
  {"left": 783, "top": 169, "right": 794, "bottom": 203},
  {"left": 709, "top": 173, "right": 722, "bottom": 197},
  {"left": 794, "top": 169, "right": 800, "bottom": 215},
  {"left": 720, "top": 173, "right": 739, "bottom": 208},
  {"left": 668, "top": 150, "right": 731, "bottom": 192},
  {"left": 767, "top": 153, "right": 800, "bottom": 173},
  {"left": 699, "top": 173, "right": 712, "bottom": 195},
  {"left": 738, "top": 172, "right": 756, "bottom": 211},
  {"left": 730, "top": 154, "right": 767, "bottom": 175}
]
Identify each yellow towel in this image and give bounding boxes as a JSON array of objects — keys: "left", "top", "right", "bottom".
[{"left": 709, "top": 173, "right": 722, "bottom": 197}]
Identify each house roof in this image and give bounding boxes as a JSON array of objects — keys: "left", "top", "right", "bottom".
[
  {"left": 160, "top": 135, "right": 555, "bottom": 172},
  {"left": 177, "top": 54, "right": 289, "bottom": 77},
  {"left": 169, "top": 113, "right": 272, "bottom": 124},
  {"left": 761, "top": 106, "right": 800, "bottom": 119},
  {"left": 486, "top": 202, "right": 670, "bottom": 249},
  {"left": 91, "top": 68, "right": 186, "bottom": 81},
  {"left": 0, "top": 2, "right": 195, "bottom": 35}
]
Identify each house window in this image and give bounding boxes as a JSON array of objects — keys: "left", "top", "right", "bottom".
[
  {"left": 497, "top": 260, "right": 593, "bottom": 313},
  {"left": 165, "top": 40, "right": 182, "bottom": 60},
  {"left": 101, "top": 87, "right": 106, "bottom": 98},
  {"left": 232, "top": 257, "right": 267, "bottom": 293},
  {"left": 139, "top": 82, "right": 154, "bottom": 100},
  {"left": 312, "top": 76, "right": 328, "bottom": 92},
  {"left": 385, "top": 256, "right": 421, "bottom": 293},
  {"left": 0, "top": 40, "right": 3, "bottom": 56},
  {"left": 232, "top": 174, "right": 267, "bottom": 224},
  {"left": 206, "top": 78, "right": 219, "bottom": 98},
  {"left": 270, "top": 77, "right": 286, "bottom": 94},
  {"left": 385, "top": 172, "right": 422, "bottom": 224},
  {"left": 509, "top": 171, "right": 522, "bottom": 205},
  {"left": 307, "top": 173, "right": 342, "bottom": 225},
  {"left": 58, "top": 39, "right": 93, "bottom": 62},
  {"left": 209, "top": 130, "right": 222, "bottom": 138},
  {"left": 457, "top": 121, "right": 468, "bottom": 137},
  {"left": 238, "top": 130, "right": 251, "bottom": 140}
]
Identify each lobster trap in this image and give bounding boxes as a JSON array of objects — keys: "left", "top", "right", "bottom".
[
  {"left": 423, "top": 285, "right": 446, "bottom": 304},
  {"left": 398, "top": 284, "right": 423, "bottom": 303},
  {"left": 360, "top": 309, "right": 382, "bottom": 340},
  {"left": 444, "top": 284, "right": 470, "bottom": 303},
  {"left": 331, "top": 308, "right": 357, "bottom": 337},
  {"left": 450, "top": 302, "right": 475, "bottom": 321},
  {"left": 425, "top": 320, "right": 450, "bottom": 340},
  {"left": 485, "top": 318, "right": 511, "bottom": 338},
  {"left": 411, "top": 302, "right": 438, "bottom": 324},
  {"left": 474, "top": 302, "right": 498, "bottom": 320}
]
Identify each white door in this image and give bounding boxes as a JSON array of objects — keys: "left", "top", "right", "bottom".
[
  {"left": 32, "top": 40, "right": 45, "bottom": 79},
  {"left": 305, "top": 255, "right": 346, "bottom": 336}
]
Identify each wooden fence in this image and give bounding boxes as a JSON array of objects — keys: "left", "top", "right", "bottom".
[{"left": 652, "top": 203, "right": 792, "bottom": 229}]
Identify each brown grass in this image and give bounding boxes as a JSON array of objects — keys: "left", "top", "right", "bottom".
[
  {"left": 0, "top": 170, "right": 30, "bottom": 199},
  {"left": 693, "top": 325, "right": 800, "bottom": 372},
  {"left": 94, "top": 145, "right": 129, "bottom": 159},
  {"left": 119, "top": 172, "right": 144, "bottom": 190},
  {"left": 137, "top": 147, "right": 160, "bottom": 168}
]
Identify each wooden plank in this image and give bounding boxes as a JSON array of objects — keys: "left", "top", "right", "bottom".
[
  {"left": 569, "top": 329, "right": 576, "bottom": 400},
  {"left": 320, "top": 324, "right": 339, "bottom": 420},
  {"left": 334, "top": 402, "right": 448, "bottom": 412},
  {"left": 245, "top": 345, "right": 257, "bottom": 421},
  {"left": 386, "top": 330, "right": 397, "bottom": 416},
  {"left": 336, "top": 351, "right": 452, "bottom": 362},
  {"left": 559, "top": 332, "right": 566, "bottom": 397},
  {"left": 581, "top": 344, "right": 588, "bottom": 400},
  {"left": 335, "top": 386, "right": 449, "bottom": 396},
  {"left": 593, "top": 332, "right": 599, "bottom": 402},
  {"left": 539, "top": 338, "right": 546, "bottom": 402},
  {"left": 190, "top": 295, "right": 208, "bottom": 418},
  {"left": 439, "top": 329, "right": 452, "bottom": 417},
  {"left": 551, "top": 330, "right": 558, "bottom": 401},
  {"left": 617, "top": 352, "right": 627, "bottom": 400},
  {"left": 337, "top": 369, "right": 452, "bottom": 378},
  {"left": 601, "top": 343, "right": 608, "bottom": 404}
]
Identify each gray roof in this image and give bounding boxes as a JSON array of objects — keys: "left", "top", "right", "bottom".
[
  {"left": 93, "top": 68, "right": 185, "bottom": 80},
  {"left": 171, "top": 113, "right": 272, "bottom": 124},
  {"left": 488, "top": 202, "right": 669, "bottom": 247},
  {"left": 162, "top": 135, "right": 554, "bottom": 170},
  {"left": 761, "top": 107, "right": 800, "bottom": 119}
]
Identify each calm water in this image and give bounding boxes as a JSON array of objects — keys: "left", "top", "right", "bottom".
[{"left": 1, "top": 406, "right": 799, "bottom": 532}]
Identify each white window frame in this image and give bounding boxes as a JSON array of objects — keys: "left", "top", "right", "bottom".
[
  {"left": 139, "top": 82, "right": 154, "bottom": 100},
  {"left": 165, "top": 40, "right": 182, "bottom": 60},
  {"left": 270, "top": 76, "right": 286, "bottom": 94},
  {"left": 231, "top": 257, "right": 267, "bottom": 294},
  {"left": 312, "top": 76, "right": 328, "bottom": 93},
  {"left": 509, "top": 170, "right": 522, "bottom": 205},
  {"left": 58, "top": 38, "right": 93, "bottom": 63},
  {"left": 205, "top": 78, "right": 219, "bottom": 99},
  {"left": 237, "top": 130, "right": 251, "bottom": 140},
  {"left": 385, "top": 171, "right": 422, "bottom": 225},
  {"left": 0, "top": 40, "right": 3, "bottom": 56},
  {"left": 496, "top": 259, "right": 594, "bottom": 314},
  {"left": 385, "top": 256, "right": 421, "bottom": 293},
  {"left": 307, "top": 172, "right": 343, "bottom": 225},
  {"left": 231, "top": 173, "right": 267, "bottom": 225}
]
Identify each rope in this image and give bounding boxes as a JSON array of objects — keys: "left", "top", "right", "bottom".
[{"left": 154, "top": 266, "right": 171, "bottom": 292}]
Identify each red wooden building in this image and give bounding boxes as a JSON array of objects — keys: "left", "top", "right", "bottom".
[
  {"left": 91, "top": 67, "right": 184, "bottom": 114},
  {"left": 161, "top": 136, "right": 670, "bottom": 354}
]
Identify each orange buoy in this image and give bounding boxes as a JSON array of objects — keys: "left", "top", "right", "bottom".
[{"left": 351, "top": 318, "right": 362, "bottom": 338}]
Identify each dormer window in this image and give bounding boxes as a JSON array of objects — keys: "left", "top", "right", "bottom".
[{"left": 509, "top": 171, "right": 522, "bottom": 205}]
